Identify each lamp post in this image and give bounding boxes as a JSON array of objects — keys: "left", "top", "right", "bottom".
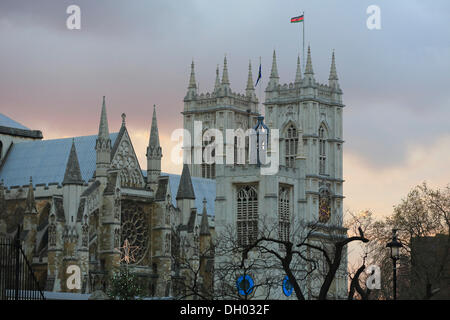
[{"left": 386, "top": 229, "right": 403, "bottom": 300}]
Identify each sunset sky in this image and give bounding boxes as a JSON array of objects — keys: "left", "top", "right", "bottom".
[{"left": 1, "top": 0, "right": 449, "bottom": 228}]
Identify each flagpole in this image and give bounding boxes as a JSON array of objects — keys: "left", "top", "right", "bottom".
[
  {"left": 302, "top": 11, "right": 305, "bottom": 70},
  {"left": 259, "top": 56, "right": 262, "bottom": 116}
]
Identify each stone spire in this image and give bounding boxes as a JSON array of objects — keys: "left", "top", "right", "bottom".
[
  {"left": 149, "top": 105, "right": 160, "bottom": 148},
  {"left": 147, "top": 105, "right": 162, "bottom": 185},
  {"left": 97, "top": 96, "right": 110, "bottom": 142},
  {"left": 200, "top": 198, "right": 210, "bottom": 236},
  {"left": 328, "top": 50, "right": 339, "bottom": 91},
  {"left": 329, "top": 51, "right": 338, "bottom": 80},
  {"left": 304, "top": 45, "right": 314, "bottom": 76},
  {"left": 267, "top": 50, "right": 279, "bottom": 90},
  {"left": 63, "top": 140, "right": 84, "bottom": 186},
  {"left": 188, "top": 60, "right": 197, "bottom": 90},
  {"left": 176, "top": 164, "right": 195, "bottom": 200},
  {"left": 95, "top": 96, "right": 111, "bottom": 181},
  {"left": 270, "top": 50, "right": 279, "bottom": 79},
  {"left": 221, "top": 55, "right": 230, "bottom": 86},
  {"left": 25, "top": 177, "right": 37, "bottom": 215},
  {"left": 246, "top": 60, "right": 255, "bottom": 96},
  {"left": 295, "top": 55, "right": 302, "bottom": 84},
  {"left": 214, "top": 64, "right": 220, "bottom": 93}
]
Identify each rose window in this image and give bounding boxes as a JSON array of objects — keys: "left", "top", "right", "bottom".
[{"left": 121, "top": 203, "right": 148, "bottom": 264}]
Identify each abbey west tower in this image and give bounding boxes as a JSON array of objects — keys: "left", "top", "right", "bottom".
[
  {"left": 263, "top": 47, "right": 345, "bottom": 228},
  {"left": 182, "top": 57, "right": 260, "bottom": 179},
  {"left": 185, "top": 47, "right": 347, "bottom": 299}
]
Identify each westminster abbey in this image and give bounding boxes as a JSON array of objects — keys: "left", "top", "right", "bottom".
[{"left": 0, "top": 46, "right": 347, "bottom": 299}]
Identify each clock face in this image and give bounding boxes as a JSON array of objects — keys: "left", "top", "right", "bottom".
[{"left": 319, "top": 198, "right": 331, "bottom": 223}]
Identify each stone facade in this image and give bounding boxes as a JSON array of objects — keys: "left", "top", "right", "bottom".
[
  {"left": 0, "top": 45, "right": 348, "bottom": 299},
  {"left": 0, "top": 100, "right": 213, "bottom": 298},
  {"left": 184, "top": 48, "right": 347, "bottom": 299}
]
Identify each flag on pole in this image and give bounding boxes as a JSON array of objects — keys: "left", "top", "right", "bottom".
[
  {"left": 255, "top": 62, "right": 262, "bottom": 87},
  {"left": 290, "top": 15, "right": 304, "bottom": 23}
]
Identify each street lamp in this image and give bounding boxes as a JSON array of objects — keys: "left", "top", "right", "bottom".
[{"left": 386, "top": 228, "right": 403, "bottom": 300}]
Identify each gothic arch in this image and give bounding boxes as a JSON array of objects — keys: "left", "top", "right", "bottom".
[
  {"left": 282, "top": 121, "right": 299, "bottom": 168},
  {"left": 236, "top": 185, "right": 258, "bottom": 246},
  {"left": 318, "top": 122, "right": 329, "bottom": 175},
  {"left": 318, "top": 121, "right": 330, "bottom": 137},
  {"left": 281, "top": 120, "right": 298, "bottom": 137}
]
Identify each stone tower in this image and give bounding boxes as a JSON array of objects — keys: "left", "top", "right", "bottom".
[
  {"left": 264, "top": 47, "right": 344, "bottom": 227},
  {"left": 182, "top": 57, "right": 260, "bottom": 179},
  {"left": 214, "top": 47, "right": 347, "bottom": 299}
]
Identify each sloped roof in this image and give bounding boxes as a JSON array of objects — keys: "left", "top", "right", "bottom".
[
  {"left": 0, "top": 113, "right": 30, "bottom": 130},
  {"left": 0, "top": 113, "right": 43, "bottom": 139},
  {"left": 165, "top": 173, "right": 216, "bottom": 217},
  {"left": 143, "top": 171, "right": 216, "bottom": 216},
  {"left": 0, "top": 133, "right": 118, "bottom": 187}
]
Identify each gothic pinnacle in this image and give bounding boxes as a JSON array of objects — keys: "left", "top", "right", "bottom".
[
  {"left": 26, "top": 177, "right": 37, "bottom": 214},
  {"left": 214, "top": 64, "right": 220, "bottom": 92},
  {"left": 200, "top": 198, "right": 210, "bottom": 236},
  {"left": 270, "top": 50, "right": 279, "bottom": 79},
  {"left": 176, "top": 164, "right": 195, "bottom": 200},
  {"left": 98, "top": 96, "right": 110, "bottom": 140},
  {"left": 149, "top": 104, "right": 160, "bottom": 148},
  {"left": 304, "top": 45, "right": 314, "bottom": 75},
  {"left": 329, "top": 50, "right": 338, "bottom": 81},
  {"left": 295, "top": 55, "right": 302, "bottom": 83},
  {"left": 246, "top": 60, "right": 254, "bottom": 93},
  {"left": 221, "top": 55, "right": 230, "bottom": 85},
  {"left": 63, "top": 140, "right": 84, "bottom": 186},
  {"left": 188, "top": 60, "right": 197, "bottom": 89}
]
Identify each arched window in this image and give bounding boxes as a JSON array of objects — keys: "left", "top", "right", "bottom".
[
  {"left": 278, "top": 186, "right": 291, "bottom": 243},
  {"left": 319, "top": 125, "right": 327, "bottom": 175},
  {"left": 236, "top": 185, "right": 258, "bottom": 246},
  {"left": 202, "top": 134, "right": 215, "bottom": 179},
  {"left": 285, "top": 124, "right": 298, "bottom": 168}
]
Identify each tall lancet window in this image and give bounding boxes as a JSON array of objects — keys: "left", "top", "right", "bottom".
[
  {"left": 202, "top": 135, "right": 215, "bottom": 179},
  {"left": 285, "top": 124, "right": 298, "bottom": 168},
  {"left": 278, "top": 185, "right": 291, "bottom": 244},
  {"left": 319, "top": 125, "right": 327, "bottom": 175},
  {"left": 236, "top": 185, "right": 258, "bottom": 247}
]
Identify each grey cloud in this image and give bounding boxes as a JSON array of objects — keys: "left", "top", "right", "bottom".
[{"left": 0, "top": 0, "right": 449, "bottom": 170}]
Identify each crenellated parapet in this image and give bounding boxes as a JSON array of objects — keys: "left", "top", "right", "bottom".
[{"left": 265, "top": 46, "right": 343, "bottom": 106}]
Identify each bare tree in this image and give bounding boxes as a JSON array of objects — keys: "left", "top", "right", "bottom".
[
  {"left": 233, "top": 215, "right": 369, "bottom": 300},
  {"left": 358, "top": 183, "right": 450, "bottom": 300}
]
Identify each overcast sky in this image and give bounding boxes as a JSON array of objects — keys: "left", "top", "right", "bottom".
[{"left": 1, "top": 0, "right": 449, "bottom": 227}]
